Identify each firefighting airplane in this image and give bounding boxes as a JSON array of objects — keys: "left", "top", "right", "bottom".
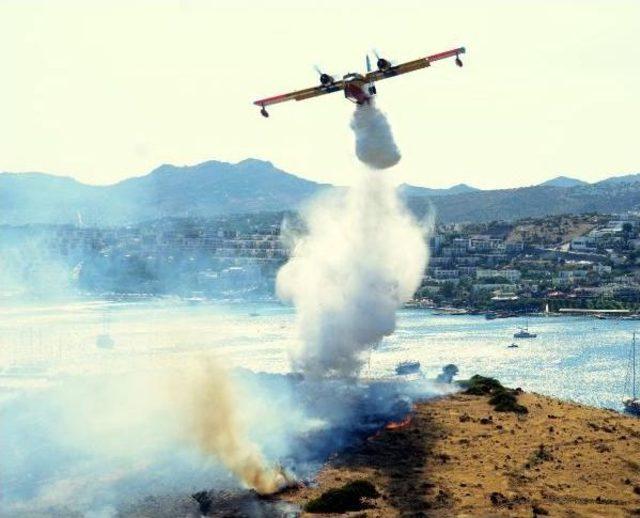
[{"left": 253, "top": 46, "right": 465, "bottom": 117}]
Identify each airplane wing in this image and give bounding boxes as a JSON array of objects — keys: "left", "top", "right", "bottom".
[
  {"left": 366, "top": 47, "right": 466, "bottom": 83},
  {"left": 253, "top": 81, "right": 345, "bottom": 108}
]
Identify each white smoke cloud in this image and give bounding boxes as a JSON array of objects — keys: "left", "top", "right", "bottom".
[
  {"left": 350, "top": 101, "right": 401, "bottom": 169},
  {"left": 277, "top": 178, "right": 428, "bottom": 378}
]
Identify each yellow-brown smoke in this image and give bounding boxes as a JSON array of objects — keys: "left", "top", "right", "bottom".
[{"left": 180, "top": 359, "right": 294, "bottom": 495}]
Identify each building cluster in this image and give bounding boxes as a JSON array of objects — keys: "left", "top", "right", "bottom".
[
  {"left": 6, "top": 210, "right": 640, "bottom": 306},
  {"left": 420, "top": 211, "right": 640, "bottom": 309},
  {"left": 4, "top": 219, "right": 288, "bottom": 296},
  {"left": 51, "top": 223, "right": 287, "bottom": 261}
]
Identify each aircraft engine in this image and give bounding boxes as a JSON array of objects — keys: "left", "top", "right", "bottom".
[
  {"left": 320, "top": 73, "right": 334, "bottom": 85},
  {"left": 376, "top": 58, "right": 391, "bottom": 71}
]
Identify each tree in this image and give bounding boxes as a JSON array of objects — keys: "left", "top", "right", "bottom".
[{"left": 440, "top": 281, "right": 457, "bottom": 299}]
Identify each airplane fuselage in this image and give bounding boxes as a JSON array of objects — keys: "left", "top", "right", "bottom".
[{"left": 342, "top": 73, "right": 375, "bottom": 105}]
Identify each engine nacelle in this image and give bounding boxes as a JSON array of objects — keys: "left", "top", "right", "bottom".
[
  {"left": 377, "top": 58, "right": 391, "bottom": 71},
  {"left": 320, "top": 73, "right": 334, "bottom": 86}
]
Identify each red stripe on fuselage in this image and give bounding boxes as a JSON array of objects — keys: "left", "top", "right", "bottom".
[
  {"left": 253, "top": 93, "right": 292, "bottom": 106},
  {"left": 427, "top": 47, "right": 465, "bottom": 62}
]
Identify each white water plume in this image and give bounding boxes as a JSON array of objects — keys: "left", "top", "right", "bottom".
[
  {"left": 350, "top": 101, "right": 401, "bottom": 169},
  {"left": 277, "top": 100, "right": 426, "bottom": 378}
]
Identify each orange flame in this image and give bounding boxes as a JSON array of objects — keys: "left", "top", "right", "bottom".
[{"left": 385, "top": 414, "right": 412, "bottom": 430}]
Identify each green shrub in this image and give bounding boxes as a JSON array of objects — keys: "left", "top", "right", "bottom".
[
  {"left": 460, "top": 375, "right": 504, "bottom": 395},
  {"left": 460, "top": 375, "right": 528, "bottom": 414},
  {"left": 489, "top": 389, "right": 529, "bottom": 414}
]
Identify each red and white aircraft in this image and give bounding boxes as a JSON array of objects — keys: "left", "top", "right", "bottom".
[{"left": 253, "top": 46, "right": 465, "bottom": 117}]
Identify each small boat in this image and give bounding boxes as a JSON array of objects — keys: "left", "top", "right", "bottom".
[
  {"left": 514, "top": 320, "right": 537, "bottom": 339},
  {"left": 507, "top": 343, "right": 519, "bottom": 348},
  {"left": 514, "top": 328, "right": 537, "bottom": 339},
  {"left": 623, "top": 332, "right": 640, "bottom": 416},
  {"left": 396, "top": 360, "right": 421, "bottom": 375},
  {"left": 96, "top": 313, "right": 114, "bottom": 348},
  {"left": 433, "top": 307, "right": 468, "bottom": 316},
  {"left": 96, "top": 333, "right": 114, "bottom": 349}
]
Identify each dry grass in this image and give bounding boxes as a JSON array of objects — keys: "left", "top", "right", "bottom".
[{"left": 283, "top": 391, "right": 640, "bottom": 517}]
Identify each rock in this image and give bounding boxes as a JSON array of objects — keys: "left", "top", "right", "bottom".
[
  {"left": 490, "top": 492, "right": 508, "bottom": 506},
  {"left": 191, "top": 491, "right": 213, "bottom": 515}
]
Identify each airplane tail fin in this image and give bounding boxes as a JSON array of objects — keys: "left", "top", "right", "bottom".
[{"left": 366, "top": 54, "right": 376, "bottom": 96}]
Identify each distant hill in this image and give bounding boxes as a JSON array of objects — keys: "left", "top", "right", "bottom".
[
  {"left": 539, "top": 176, "right": 588, "bottom": 188},
  {"left": 407, "top": 182, "right": 640, "bottom": 223},
  {"left": 2, "top": 160, "right": 640, "bottom": 225},
  {"left": 399, "top": 183, "right": 479, "bottom": 197},
  {"left": 594, "top": 173, "right": 640, "bottom": 186},
  {"left": 0, "top": 159, "right": 328, "bottom": 226}
]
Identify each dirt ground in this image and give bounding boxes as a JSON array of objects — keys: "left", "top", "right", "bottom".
[{"left": 283, "top": 391, "right": 640, "bottom": 517}]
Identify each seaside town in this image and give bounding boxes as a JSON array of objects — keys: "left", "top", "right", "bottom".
[{"left": 6, "top": 210, "right": 640, "bottom": 315}]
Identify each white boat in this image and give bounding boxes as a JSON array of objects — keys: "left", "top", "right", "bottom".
[
  {"left": 514, "top": 319, "right": 537, "bottom": 339},
  {"left": 96, "top": 312, "right": 115, "bottom": 349},
  {"left": 96, "top": 333, "right": 114, "bottom": 349},
  {"left": 514, "top": 327, "right": 537, "bottom": 339},
  {"left": 623, "top": 332, "right": 640, "bottom": 416}
]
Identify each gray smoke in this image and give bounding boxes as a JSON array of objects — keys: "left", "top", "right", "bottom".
[
  {"left": 350, "top": 101, "right": 401, "bottom": 169},
  {"left": 178, "top": 359, "right": 295, "bottom": 495}
]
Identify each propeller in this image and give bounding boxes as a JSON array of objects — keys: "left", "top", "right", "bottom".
[
  {"left": 313, "top": 65, "right": 335, "bottom": 85},
  {"left": 372, "top": 49, "right": 393, "bottom": 71}
]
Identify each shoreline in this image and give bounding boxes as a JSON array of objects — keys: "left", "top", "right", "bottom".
[{"left": 404, "top": 304, "right": 640, "bottom": 321}]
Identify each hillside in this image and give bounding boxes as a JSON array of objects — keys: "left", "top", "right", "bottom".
[
  {"left": 539, "top": 175, "right": 588, "bottom": 188},
  {"left": 398, "top": 182, "right": 479, "bottom": 197},
  {"left": 0, "top": 159, "right": 328, "bottom": 226},
  {"left": 408, "top": 183, "right": 640, "bottom": 223},
  {"left": 283, "top": 389, "right": 640, "bottom": 517}
]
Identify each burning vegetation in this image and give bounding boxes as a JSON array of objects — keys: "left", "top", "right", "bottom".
[{"left": 181, "top": 360, "right": 297, "bottom": 495}]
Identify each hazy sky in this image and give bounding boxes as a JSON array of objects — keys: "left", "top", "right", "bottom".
[{"left": 1, "top": 0, "right": 638, "bottom": 189}]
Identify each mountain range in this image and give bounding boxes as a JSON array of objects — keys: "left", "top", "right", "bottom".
[{"left": 1, "top": 160, "right": 639, "bottom": 225}]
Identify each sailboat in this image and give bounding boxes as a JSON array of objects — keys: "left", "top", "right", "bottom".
[
  {"left": 514, "top": 319, "right": 537, "bottom": 339},
  {"left": 96, "top": 312, "right": 114, "bottom": 349},
  {"left": 623, "top": 332, "right": 640, "bottom": 415}
]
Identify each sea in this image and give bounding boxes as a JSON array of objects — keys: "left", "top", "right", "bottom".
[{"left": 0, "top": 297, "right": 636, "bottom": 515}]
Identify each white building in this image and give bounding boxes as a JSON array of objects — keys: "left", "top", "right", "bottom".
[
  {"left": 476, "top": 269, "right": 521, "bottom": 283},
  {"left": 570, "top": 236, "right": 597, "bottom": 252}
]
